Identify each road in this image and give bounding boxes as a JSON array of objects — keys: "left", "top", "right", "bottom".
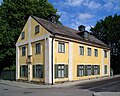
[{"left": 0, "top": 76, "right": 120, "bottom": 96}]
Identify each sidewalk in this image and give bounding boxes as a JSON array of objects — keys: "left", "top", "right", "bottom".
[{"left": 0, "top": 75, "right": 120, "bottom": 89}]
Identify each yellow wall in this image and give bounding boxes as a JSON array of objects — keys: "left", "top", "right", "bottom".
[
  {"left": 54, "top": 40, "right": 69, "bottom": 82},
  {"left": 31, "top": 40, "right": 45, "bottom": 65},
  {"left": 31, "top": 18, "right": 48, "bottom": 39},
  {"left": 54, "top": 39, "right": 109, "bottom": 82},
  {"left": 19, "top": 44, "right": 28, "bottom": 65},
  {"left": 17, "top": 21, "right": 29, "bottom": 43}
]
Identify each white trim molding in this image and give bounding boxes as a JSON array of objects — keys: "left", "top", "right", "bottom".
[
  {"left": 68, "top": 42, "right": 73, "bottom": 81},
  {"left": 16, "top": 46, "right": 20, "bottom": 80},
  {"left": 45, "top": 36, "right": 53, "bottom": 84},
  {"left": 101, "top": 49, "right": 104, "bottom": 76}
]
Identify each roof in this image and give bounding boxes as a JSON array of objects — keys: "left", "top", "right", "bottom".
[{"left": 31, "top": 16, "right": 110, "bottom": 49}]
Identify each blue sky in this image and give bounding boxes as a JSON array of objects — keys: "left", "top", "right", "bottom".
[
  {"left": 48, "top": 0, "right": 120, "bottom": 31},
  {"left": 0, "top": 0, "right": 120, "bottom": 31}
]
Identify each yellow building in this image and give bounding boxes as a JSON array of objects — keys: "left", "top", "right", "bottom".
[{"left": 16, "top": 15, "right": 110, "bottom": 84}]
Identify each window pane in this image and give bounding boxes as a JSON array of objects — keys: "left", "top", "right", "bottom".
[
  {"left": 33, "top": 65, "right": 43, "bottom": 78},
  {"left": 22, "top": 46, "right": 26, "bottom": 56},
  {"left": 58, "top": 42, "right": 65, "bottom": 53},
  {"left": 21, "top": 31, "right": 25, "bottom": 39},
  {"left": 80, "top": 46, "right": 84, "bottom": 55},
  {"left": 88, "top": 48, "right": 91, "bottom": 56},
  {"left": 36, "top": 43, "right": 41, "bottom": 54},
  {"left": 94, "top": 49, "right": 98, "bottom": 57},
  {"left": 35, "top": 25, "right": 39, "bottom": 34}
]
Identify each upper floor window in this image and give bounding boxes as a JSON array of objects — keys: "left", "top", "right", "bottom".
[
  {"left": 21, "top": 31, "right": 25, "bottom": 39},
  {"left": 104, "top": 50, "right": 107, "bottom": 58},
  {"left": 87, "top": 47, "right": 91, "bottom": 56},
  {"left": 79, "top": 46, "right": 84, "bottom": 55},
  {"left": 35, "top": 25, "right": 39, "bottom": 34},
  {"left": 22, "top": 46, "right": 26, "bottom": 56},
  {"left": 35, "top": 43, "right": 41, "bottom": 54},
  {"left": 94, "top": 49, "right": 98, "bottom": 57},
  {"left": 58, "top": 42, "right": 65, "bottom": 53}
]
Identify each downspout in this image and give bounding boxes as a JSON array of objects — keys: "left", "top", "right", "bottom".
[{"left": 51, "top": 34, "right": 55, "bottom": 85}]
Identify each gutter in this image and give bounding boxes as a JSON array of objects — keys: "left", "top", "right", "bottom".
[{"left": 51, "top": 34, "right": 55, "bottom": 85}]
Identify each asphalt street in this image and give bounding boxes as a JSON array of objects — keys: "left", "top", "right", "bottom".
[{"left": 0, "top": 76, "right": 120, "bottom": 96}]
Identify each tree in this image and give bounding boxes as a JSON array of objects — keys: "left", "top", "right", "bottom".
[
  {"left": 0, "top": 0, "right": 60, "bottom": 70},
  {"left": 91, "top": 14, "right": 120, "bottom": 74}
]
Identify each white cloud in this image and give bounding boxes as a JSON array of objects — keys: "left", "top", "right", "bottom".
[
  {"left": 64, "top": 0, "right": 84, "bottom": 6},
  {"left": 104, "top": 2, "right": 114, "bottom": 11},
  {"left": 103, "top": 0, "right": 120, "bottom": 11},
  {"left": 79, "top": 13, "right": 95, "bottom": 21},
  {"left": 83, "top": 1, "right": 101, "bottom": 9}
]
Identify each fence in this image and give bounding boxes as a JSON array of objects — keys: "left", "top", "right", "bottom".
[{"left": 0, "top": 70, "right": 16, "bottom": 81}]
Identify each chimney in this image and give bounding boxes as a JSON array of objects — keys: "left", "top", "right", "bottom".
[
  {"left": 78, "top": 25, "right": 85, "bottom": 31},
  {"left": 47, "top": 14, "right": 57, "bottom": 23},
  {"left": 77, "top": 25, "right": 89, "bottom": 40}
]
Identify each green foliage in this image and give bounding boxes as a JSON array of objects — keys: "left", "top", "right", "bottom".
[
  {"left": 91, "top": 14, "right": 120, "bottom": 74},
  {"left": 0, "top": 0, "right": 60, "bottom": 70}
]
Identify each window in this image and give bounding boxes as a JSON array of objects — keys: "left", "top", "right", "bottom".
[
  {"left": 55, "top": 64, "right": 68, "bottom": 78},
  {"left": 35, "top": 43, "right": 41, "bottom": 54},
  {"left": 87, "top": 48, "right": 91, "bottom": 56},
  {"left": 21, "top": 31, "right": 25, "bottom": 39},
  {"left": 22, "top": 46, "right": 26, "bottom": 56},
  {"left": 94, "top": 49, "right": 98, "bottom": 57},
  {"left": 58, "top": 42, "right": 65, "bottom": 53},
  {"left": 94, "top": 65, "right": 100, "bottom": 75},
  {"left": 33, "top": 65, "right": 43, "bottom": 78},
  {"left": 77, "top": 65, "right": 84, "bottom": 77},
  {"left": 87, "top": 65, "right": 92, "bottom": 76},
  {"left": 104, "top": 65, "right": 107, "bottom": 74},
  {"left": 79, "top": 46, "right": 84, "bottom": 55},
  {"left": 35, "top": 25, "right": 39, "bottom": 34},
  {"left": 20, "top": 65, "right": 28, "bottom": 77},
  {"left": 104, "top": 50, "right": 107, "bottom": 58}
]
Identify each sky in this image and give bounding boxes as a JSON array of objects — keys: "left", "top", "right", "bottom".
[
  {"left": 48, "top": 0, "right": 120, "bottom": 31},
  {"left": 0, "top": 0, "right": 120, "bottom": 31}
]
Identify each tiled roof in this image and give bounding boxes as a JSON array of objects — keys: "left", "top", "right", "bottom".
[{"left": 32, "top": 16, "right": 109, "bottom": 48}]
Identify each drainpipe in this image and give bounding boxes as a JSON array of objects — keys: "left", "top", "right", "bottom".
[{"left": 51, "top": 34, "right": 55, "bottom": 85}]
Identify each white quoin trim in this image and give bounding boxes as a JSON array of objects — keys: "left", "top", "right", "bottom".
[
  {"left": 28, "top": 64, "right": 32, "bottom": 81},
  {"left": 101, "top": 49, "right": 104, "bottom": 76},
  {"left": 16, "top": 46, "right": 20, "bottom": 80},
  {"left": 45, "top": 36, "right": 53, "bottom": 84},
  {"left": 108, "top": 50, "right": 111, "bottom": 76},
  {"left": 68, "top": 42, "right": 73, "bottom": 81}
]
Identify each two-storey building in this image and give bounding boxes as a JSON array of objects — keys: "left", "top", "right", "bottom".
[{"left": 16, "top": 16, "right": 110, "bottom": 84}]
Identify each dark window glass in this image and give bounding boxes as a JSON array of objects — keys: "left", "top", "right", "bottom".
[
  {"left": 104, "top": 50, "right": 107, "bottom": 58},
  {"left": 33, "top": 65, "right": 43, "bottom": 78},
  {"left": 35, "top": 25, "right": 39, "bottom": 34},
  {"left": 94, "top": 49, "right": 98, "bottom": 57},
  {"left": 35, "top": 43, "right": 41, "bottom": 54},
  {"left": 87, "top": 48, "right": 91, "bottom": 56},
  {"left": 79, "top": 46, "right": 84, "bottom": 55},
  {"left": 58, "top": 42, "right": 65, "bottom": 53},
  {"left": 21, "top": 31, "right": 25, "bottom": 39},
  {"left": 22, "top": 46, "right": 26, "bottom": 56},
  {"left": 77, "top": 65, "right": 84, "bottom": 77},
  {"left": 20, "top": 65, "right": 28, "bottom": 77}
]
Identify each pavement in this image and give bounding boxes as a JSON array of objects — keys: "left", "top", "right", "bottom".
[
  {"left": 93, "top": 92, "right": 120, "bottom": 96},
  {"left": 0, "top": 75, "right": 120, "bottom": 89}
]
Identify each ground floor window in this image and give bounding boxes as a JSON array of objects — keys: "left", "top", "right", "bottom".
[
  {"left": 77, "top": 65, "right": 84, "bottom": 77},
  {"left": 20, "top": 65, "right": 28, "bottom": 77},
  {"left": 55, "top": 64, "right": 68, "bottom": 78},
  {"left": 86, "top": 65, "right": 92, "bottom": 76},
  {"left": 33, "top": 65, "right": 43, "bottom": 78},
  {"left": 104, "top": 65, "right": 107, "bottom": 74},
  {"left": 93, "top": 65, "right": 100, "bottom": 75}
]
